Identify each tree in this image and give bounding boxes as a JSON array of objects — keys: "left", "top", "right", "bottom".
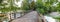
[
  {"left": 36, "top": 0, "right": 59, "bottom": 22},
  {"left": 0, "top": 0, "right": 20, "bottom": 22},
  {"left": 53, "top": 2, "right": 60, "bottom": 22},
  {"left": 0, "top": 0, "right": 3, "bottom": 3},
  {"left": 30, "top": 1, "right": 36, "bottom": 10},
  {"left": 21, "top": 0, "right": 30, "bottom": 11}
]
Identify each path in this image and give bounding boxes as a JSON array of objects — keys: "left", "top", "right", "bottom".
[{"left": 12, "top": 11, "right": 39, "bottom": 22}]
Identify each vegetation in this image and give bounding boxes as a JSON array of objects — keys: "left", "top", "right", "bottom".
[
  {"left": 0, "top": 0, "right": 20, "bottom": 22},
  {"left": 19, "top": 0, "right": 60, "bottom": 22},
  {"left": 21, "top": 0, "right": 60, "bottom": 22},
  {"left": 0, "top": 0, "right": 60, "bottom": 22}
]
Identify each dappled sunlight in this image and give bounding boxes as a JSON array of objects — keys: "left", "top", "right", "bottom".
[
  {"left": 14, "top": 0, "right": 23, "bottom": 7},
  {"left": 52, "top": 2, "right": 59, "bottom": 7}
]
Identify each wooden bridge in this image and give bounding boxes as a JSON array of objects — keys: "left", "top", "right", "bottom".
[{"left": 11, "top": 11, "right": 42, "bottom": 22}]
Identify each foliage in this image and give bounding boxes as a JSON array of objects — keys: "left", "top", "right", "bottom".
[
  {"left": 35, "top": 0, "right": 60, "bottom": 14},
  {"left": 21, "top": 0, "right": 30, "bottom": 11},
  {"left": 0, "top": 0, "right": 3, "bottom": 3},
  {"left": 0, "top": 0, "right": 60, "bottom": 21},
  {"left": 0, "top": 0, "right": 20, "bottom": 13},
  {"left": 53, "top": 16, "right": 60, "bottom": 20}
]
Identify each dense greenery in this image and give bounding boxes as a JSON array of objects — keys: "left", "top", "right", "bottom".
[
  {"left": 20, "top": 0, "right": 30, "bottom": 11},
  {"left": 21, "top": 0, "right": 60, "bottom": 14},
  {"left": 0, "top": 0, "right": 3, "bottom": 3},
  {"left": 21, "top": 0, "right": 60, "bottom": 21},
  {"left": 0, "top": 0, "right": 60, "bottom": 22},
  {"left": 0, "top": 0, "right": 60, "bottom": 15},
  {"left": 0, "top": 0, "right": 20, "bottom": 13},
  {"left": 36, "top": 0, "right": 58, "bottom": 14},
  {"left": 0, "top": 0, "right": 20, "bottom": 21}
]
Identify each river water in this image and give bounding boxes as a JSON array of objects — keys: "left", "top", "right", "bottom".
[{"left": 44, "top": 16, "right": 56, "bottom": 22}]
